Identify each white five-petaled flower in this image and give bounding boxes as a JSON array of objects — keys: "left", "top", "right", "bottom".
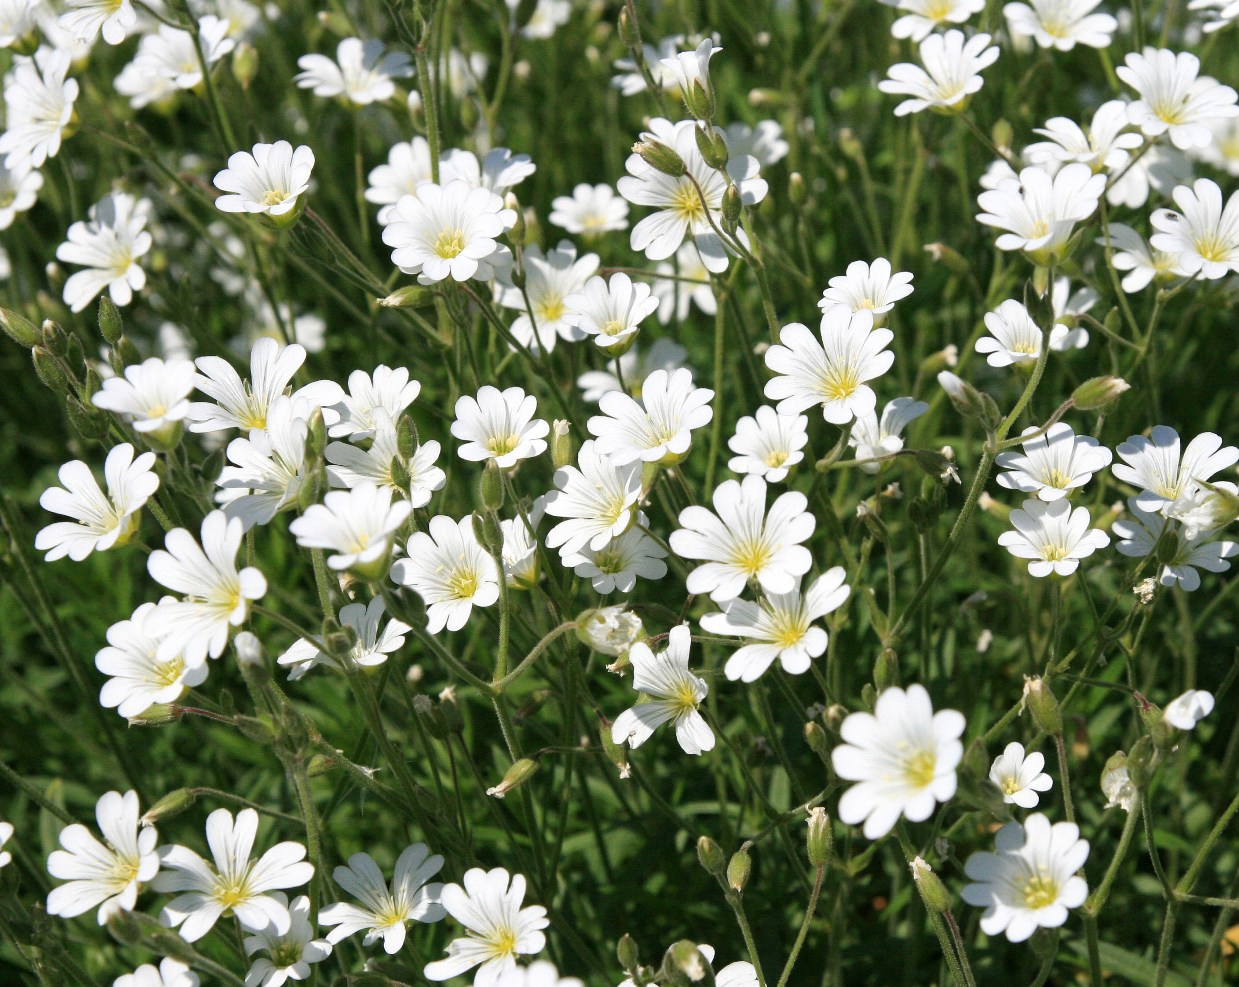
[
  {"left": 96, "top": 600, "right": 208, "bottom": 718},
  {"left": 611, "top": 35, "right": 689, "bottom": 95},
  {"left": 1098, "top": 222, "right": 1188, "bottom": 292},
  {"left": 114, "top": 958, "right": 199, "bottom": 987},
  {"left": 1118, "top": 48, "right": 1239, "bottom": 150},
  {"left": 59, "top": 0, "right": 136, "bottom": 45},
  {"left": 1003, "top": 0, "right": 1116, "bottom": 50},
  {"left": 215, "top": 396, "right": 310, "bottom": 529},
  {"left": 1150, "top": 178, "right": 1239, "bottom": 280},
  {"left": 56, "top": 191, "right": 154, "bottom": 313},
  {"left": 1188, "top": 0, "right": 1239, "bottom": 31},
  {"left": 701, "top": 567, "right": 850, "bottom": 682},
  {"left": 562, "top": 271, "right": 658, "bottom": 354},
  {"left": 618, "top": 117, "right": 767, "bottom": 273},
  {"left": 849, "top": 397, "right": 929, "bottom": 473},
  {"left": 277, "top": 597, "right": 411, "bottom": 680},
  {"left": 543, "top": 440, "right": 644, "bottom": 557},
  {"left": 423, "top": 867, "right": 548, "bottom": 987},
  {"left": 611, "top": 624, "right": 715, "bottom": 755},
  {"left": 818, "top": 258, "right": 914, "bottom": 325},
  {"left": 214, "top": 141, "right": 314, "bottom": 218},
  {"left": 1163, "top": 690, "right": 1215, "bottom": 730},
  {"left": 577, "top": 339, "right": 691, "bottom": 404},
  {"left": 439, "top": 147, "right": 537, "bottom": 197},
  {"left": 1026, "top": 101, "right": 1144, "bottom": 174},
  {"left": 976, "top": 163, "right": 1105, "bottom": 264},
  {"left": 878, "top": 30, "right": 999, "bottom": 117},
  {"left": 0, "top": 160, "right": 42, "bottom": 230},
  {"left": 998, "top": 499, "right": 1110, "bottom": 577},
  {"left": 452, "top": 385, "right": 550, "bottom": 469},
  {"left": 588, "top": 367, "right": 714, "bottom": 466},
  {"left": 996, "top": 423, "right": 1113, "bottom": 501},
  {"left": 93, "top": 357, "right": 197, "bottom": 446},
  {"left": 727, "top": 406, "right": 809, "bottom": 483},
  {"left": 724, "top": 120, "right": 790, "bottom": 167},
  {"left": 151, "top": 808, "right": 314, "bottom": 943},
  {"left": 764, "top": 309, "right": 895, "bottom": 425},
  {"left": 46, "top": 790, "right": 159, "bottom": 924},
  {"left": 319, "top": 844, "right": 445, "bottom": 954},
  {"left": 328, "top": 365, "right": 421, "bottom": 440},
  {"left": 549, "top": 183, "right": 629, "bottom": 235},
  {"left": 36, "top": 443, "right": 159, "bottom": 562},
  {"left": 832, "top": 684, "right": 966, "bottom": 839},
  {"left": 366, "top": 137, "right": 433, "bottom": 224},
  {"left": 561, "top": 512, "right": 667, "bottom": 594},
  {"left": 243, "top": 893, "right": 332, "bottom": 987},
  {"left": 652, "top": 243, "right": 716, "bottom": 323},
  {"left": 114, "top": 17, "right": 235, "bottom": 109},
  {"left": 145, "top": 510, "right": 267, "bottom": 664},
  {"left": 290, "top": 483, "right": 411, "bottom": 579},
  {"left": 391, "top": 515, "right": 499, "bottom": 634},
  {"left": 882, "top": 0, "right": 986, "bottom": 42},
  {"left": 977, "top": 298, "right": 1086, "bottom": 367},
  {"left": 1112, "top": 426, "right": 1239, "bottom": 514},
  {"left": 383, "top": 180, "right": 516, "bottom": 285},
  {"left": 989, "top": 742, "right": 1054, "bottom": 808},
  {"left": 670, "top": 475, "right": 814, "bottom": 603},
  {"left": 657, "top": 38, "right": 721, "bottom": 104},
  {"left": 494, "top": 241, "right": 600, "bottom": 354},
  {"left": 1111, "top": 497, "right": 1237, "bottom": 591},
  {"left": 961, "top": 813, "right": 1089, "bottom": 942},
  {"left": 326, "top": 408, "right": 446, "bottom": 504},
  {"left": 0, "top": 46, "right": 79, "bottom": 170},
  {"left": 295, "top": 37, "right": 412, "bottom": 105}
]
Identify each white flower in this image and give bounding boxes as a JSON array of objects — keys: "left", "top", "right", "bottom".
[
  {"left": 611, "top": 625, "right": 715, "bottom": 755},
  {"left": 151, "top": 808, "right": 313, "bottom": 942},
  {"left": 832, "top": 684, "right": 966, "bottom": 839},
  {"left": 727, "top": 406, "right": 809, "bottom": 482},
  {"left": 588, "top": 367, "right": 713, "bottom": 466},
  {"left": 1003, "top": 0, "right": 1116, "bottom": 49},
  {"left": 115, "top": 17, "right": 234, "bottom": 108},
  {"left": 383, "top": 180, "right": 516, "bottom": 284},
  {"left": 996, "top": 423, "right": 1113, "bottom": 501},
  {"left": 977, "top": 298, "right": 1086, "bottom": 367},
  {"left": 277, "top": 597, "right": 410, "bottom": 680},
  {"left": 849, "top": 398, "right": 929, "bottom": 473},
  {"left": 764, "top": 309, "right": 894, "bottom": 425},
  {"left": 92, "top": 357, "right": 196, "bottom": 444},
  {"left": 878, "top": 30, "right": 999, "bottom": 116},
  {"left": 577, "top": 339, "right": 691, "bottom": 404},
  {"left": 189, "top": 338, "right": 342, "bottom": 434},
  {"left": 328, "top": 365, "right": 420, "bottom": 440},
  {"left": 885, "top": 0, "right": 986, "bottom": 41},
  {"left": 215, "top": 397, "right": 310, "bottom": 529},
  {"left": 652, "top": 243, "right": 716, "bottom": 323},
  {"left": 291, "top": 483, "right": 411, "bottom": 578},
  {"left": 327, "top": 409, "right": 445, "bottom": 504},
  {"left": 36, "top": 443, "right": 159, "bottom": 562},
  {"left": 319, "top": 844, "right": 445, "bottom": 954},
  {"left": 439, "top": 147, "right": 536, "bottom": 196},
  {"left": 366, "top": 138, "right": 434, "bottom": 224},
  {"left": 818, "top": 258, "right": 914, "bottom": 325},
  {"left": 976, "top": 164, "right": 1105, "bottom": 263},
  {"left": 59, "top": 0, "right": 136, "bottom": 45},
  {"left": 423, "top": 867, "right": 548, "bottom": 987},
  {"left": 494, "top": 240, "right": 599, "bottom": 354},
  {"left": 1101, "top": 754, "right": 1136, "bottom": 812},
  {"left": 1106, "top": 143, "right": 1191, "bottom": 210},
  {"left": 1112, "top": 498, "right": 1237, "bottom": 591},
  {"left": 442, "top": 48, "right": 488, "bottom": 99},
  {"left": 670, "top": 475, "right": 814, "bottom": 603},
  {"left": 46, "top": 790, "right": 158, "bottom": 924},
  {"left": 0, "top": 820, "right": 12, "bottom": 870},
  {"left": 1189, "top": 0, "right": 1239, "bottom": 30},
  {"left": 57, "top": 191, "right": 153, "bottom": 313},
  {"left": 1150, "top": 178, "right": 1239, "bottom": 280},
  {"left": 452, "top": 385, "right": 549, "bottom": 469},
  {"left": 562, "top": 513, "right": 667, "bottom": 594},
  {"left": 501, "top": 498, "right": 547, "bottom": 589},
  {"left": 0, "top": 47, "right": 78, "bottom": 170},
  {"left": 1196, "top": 116, "right": 1239, "bottom": 175},
  {"left": 578, "top": 606, "right": 645, "bottom": 657},
  {"left": 562, "top": 272, "right": 658, "bottom": 353},
  {"left": 214, "top": 141, "right": 314, "bottom": 218},
  {"left": 511, "top": 0, "right": 571, "bottom": 39},
  {"left": 0, "top": 160, "right": 42, "bottom": 230},
  {"left": 0, "top": 1, "right": 39, "bottom": 49},
  {"left": 114, "top": 958, "right": 199, "bottom": 987},
  {"left": 495, "top": 961, "right": 583, "bottom": 987},
  {"left": 700, "top": 568, "right": 849, "bottom": 682},
  {"left": 618, "top": 117, "right": 767, "bottom": 273},
  {"left": 723, "top": 120, "right": 788, "bottom": 168},
  {"left": 391, "top": 515, "right": 499, "bottom": 634},
  {"left": 1163, "top": 690, "right": 1215, "bottom": 730},
  {"left": 611, "top": 35, "right": 687, "bottom": 96},
  {"left": 295, "top": 38, "right": 411, "bottom": 105},
  {"left": 145, "top": 510, "right": 267, "bottom": 664},
  {"left": 1113, "top": 426, "right": 1239, "bottom": 513},
  {"left": 243, "top": 893, "right": 331, "bottom": 987},
  {"left": 543, "top": 440, "right": 643, "bottom": 556},
  {"left": 96, "top": 600, "right": 208, "bottom": 717},
  {"left": 1026, "top": 101, "right": 1143, "bottom": 174},
  {"left": 1098, "top": 222, "right": 1187, "bottom": 292},
  {"left": 998, "top": 499, "right": 1110, "bottom": 577},
  {"left": 961, "top": 814, "right": 1089, "bottom": 942},
  {"left": 1118, "top": 48, "right": 1239, "bottom": 150},
  {"left": 549, "top": 183, "right": 629, "bottom": 235},
  {"left": 989, "top": 742, "right": 1053, "bottom": 808}
]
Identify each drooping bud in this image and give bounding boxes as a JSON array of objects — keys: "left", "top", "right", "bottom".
[
  {"left": 32, "top": 346, "right": 73, "bottom": 396},
  {"left": 697, "top": 835, "right": 726, "bottom": 876},
  {"left": 910, "top": 856, "right": 950, "bottom": 914},
  {"left": 695, "top": 124, "right": 729, "bottom": 171},
  {"left": 726, "top": 847, "right": 751, "bottom": 891},
  {"left": 379, "top": 285, "right": 438, "bottom": 308},
  {"left": 804, "top": 721, "right": 831, "bottom": 765},
  {"left": 576, "top": 606, "right": 645, "bottom": 657},
  {"left": 806, "top": 807, "right": 832, "bottom": 866},
  {"left": 486, "top": 757, "right": 539, "bottom": 798},
  {"left": 938, "top": 371, "right": 1000, "bottom": 432},
  {"left": 1100, "top": 751, "right": 1136, "bottom": 812},
  {"left": 1022, "top": 677, "right": 1062, "bottom": 735},
  {"left": 97, "top": 296, "right": 124, "bottom": 345},
  {"left": 1071, "top": 375, "right": 1130, "bottom": 411},
  {"left": 139, "top": 787, "right": 198, "bottom": 826},
  {"left": 634, "top": 136, "right": 687, "bottom": 178},
  {"left": 667, "top": 940, "right": 713, "bottom": 985},
  {"left": 0, "top": 307, "right": 41, "bottom": 348},
  {"left": 617, "top": 933, "right": 640, "bottom": 973},
  {"left": 720, "top": 184, "right": 742, "bottom": 237},
  {"left": 923, "top": 242, "right": 971, "bottom": 276}
]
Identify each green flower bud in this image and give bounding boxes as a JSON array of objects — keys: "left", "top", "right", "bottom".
[
  {"left": 232, "top": 41, "right": 259, "bottom": 89},
  {"left": 910, "top": 856, "right": 950, "bottom": 914},
  {"left": 66, "top": 395, "right": 109, "bottom": 439},
  {"left": 0, "top": 307, "right": 41, "bottom": 347},
  {"left": 380, "top": 285, "right": 438, "bottom": 309},
  {"left": 617, "top": 933, "right": 640, "bottom": 973},
  {"left": 695, "top": 125, "right": 729, "bottom": 170},
  {"left": 667, "top": 940, "right": 714, "bottom": 986},
  {"left": 486, "top": 757, "right": 540, "bottom": 798},
  {"left": 806, "top": 807, "right": 832, "bottom": 866},
  {"left": 684, "top": 78, "right": 716, "bottom": 122},
  {"left": 721, "top": 185, "right": 742, "bottom": 237},
  {"left": 1127, "top": 734, "right": 1158, "bottom": 789},
  {"left": 479, "top": 462, "right": 505, "bottom": 509},
  {"left": 873, "top": 648, "right": 900, "bottom": 691},
  {"left": 139, "top": 788, "right": 198, "bottom": 826},
  {"left": 923, "top": 242, "right": 971, "bottom": 276},
  {"left": 617, "top": 5, "right": 641, "bottom": 48},
  {"left": 1071, "top": 375, "right": 1130, "bottom": 411},
  {"left": 788, "top": 172, "right": 807, "bottom": 209},
  {"left": 726, "top": 847, "right": 751, "bottom": 892},
  {"left": 507, "top": 194, "right": 527, "bottom": 247},
  {"left": 550, "top": 419, "right": 574, "bottom": 469},
  {"left": 1023, "top": 279, "right": 1056, "bottom": 332},
  {"left": 97, "top": 297, "right": 123, "bottom": 345},
  {"left": 804, "top": 722, "right": 831, "bottom": 765},
  {"left": 937, "top": 371, "right": 1000, "bottom": 432},
  {"left": 116, "top": 336, "right": 142, "bottom": 367},
  {"left": 33, "top": 346, "right": 73, "bottom": 396},
  {"left": 634, "top": 136, "right": 687, "bottom": 178},
  {"left": 697, "top": 835, "right": 726, "bottom": 876},
  {"left": 128, "top": 704, "right": 183, "bottom": 727},
  {"left": 396, "top": 414, "right": 420, "bottom": 459},
  {"left": 1022, "top": 677, "right": 1062, "bottom": 735}
]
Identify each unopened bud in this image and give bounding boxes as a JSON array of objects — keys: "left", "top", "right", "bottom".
[
  {"left": 838, "top": 128, "right": 863, "bottom": 160},
  {"left": 910, "top": 856, "right": 950, "bottom": 914},
  {"left": 684, "top": 78, "right": 716, "bottom": 122},
  {"left": 0, "top": 307, "right": 41, "bottom": 347},
  {"left": 116, "top": 336, "right": 142, "bottom": 367},
  {"left": 806, "top": 807, "right": 832, "bottom": 866},
  {"left": 232, "top": 41, "right": 259, "bottom": 89},
  {"left": 396, "top": 414, "right": 420, "bottom": 459},
  {"left": 234, "top": 631, "right": 265, "bottom": 668},
  {"left": 140, "top": 787, "right": 198, "bottom": 826},
  {"left": 97, "top": 296, "right": 123, "bottom": 345},
  {"left": 804, "top": 722, "right": 831, "bottom": 765},
  {"left": 991, "top": 119, "right": 1014, "bottom": 155},
  {"left": 506, "top": 193, "right": 526, "bottom": 246},
  {"left": 789, "top": 172, "right": 807, "bottom": 208},
  {"left": 617, "top": 933, "right": 640, "bottom": 972},
  {"left": 1101, "top": 751, "right": 1136, "bottom": 812},
  {"left": 873, "top": 648, "right": 900, "bottom": 691},
  {"left": 634, "top": 136, "right": 686, "bottom": 178},
  {"left": 600, "top": 715, "right": 632, "bottom": 778},
  {"left": 41, "top": 319, "right": 67, "bottom": 355},
  {"left": 617, "top": 5, "right": 640, "bottom": 48},
  {"left": 486, "top": 757, "right": 539, "bottom": 798},
  {"left": 726, "top": 847, "right": 751, "bottom": 892},
  {"left": 721, "top": 184, "right": 741, "bottom": 237},
  {"left": 938, "top": 371, "right": 1000, "bottom": 431},
  {"left": 577, "top": 606, "right": 645, "bottom": 657},
  {"left": 913, "top": 448, "right": 959, "bottom": 485},
  {"left": 697, "top": 835, "right": 726, "bottom": 876},
  {"left": 33, "top": 346, "right": 73, "bottom": 396},
  {"left": 924, "top": 242, "right": 971, "bottom": 275},
  {"left": 1126, "top": 734, "right": 1158, "bottom": 789},
  {"left": 66, "top": 395, "right": 109, "bottom": 438},
  {"left": 105, "top": 909, "right": 144, "bottom": 946},
  {"left": 1022, "top": 677, "right": 1062, "bottom": 735},
  {"left": 1023, "top": 280, "right": 1055, "bottom": 331},
  {"left": 1071, "top": 375, "right": 1130, "bottom": 411},
  {"left": 551, "top": 419, "right": 574, "bottom": 469},
  {"left": 667, "top": 940, "right": 712, "bottom": 985},
  {"left": 695, "top": 124, "right": 728, "bottom": 170},
  {"left": 379, "top": 285, "right": 438, "bottom": 308},
  {"left": 479, "top": 462, "right": 505, "bottom": 509},
  {"left": 128, "top": 704, "right": 183, "bottom": 727}
]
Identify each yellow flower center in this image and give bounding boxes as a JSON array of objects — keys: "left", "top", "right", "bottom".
[
  {"left": 1041, "top": 544, "right": 1068, "bottom": 562},
  {"left": 537, "top": 295, "right": 566, "bottom": 323},
  {"left": 216, "top": 883, "right": 250, "bottom": 910},
  {"left": 671, "top": 180, "right": 706, "bottom": 222},
  {"left": 486, "top": 434, "right": 519, "bottom": 456},
  {"left": 601, "top": 319, "right": 625, "bottom": 338},
  {"left": 448, "top": 567, "right": 479, "bottom": 599},
  {"left": 488, "top": 927, "right": 518, "bottom": 957},
  {"left": 818, "top": 366, "right": 860, "bottom": 403},
  {"left": 1045, "top": 468, "right": 1073, "bottom": 488},
  {"left": 671, "top": 681, "right": 699, "bottom": 715},
  {"left": 152, "top": 657, "right": 186, "bottom": 689},
  {"left": 924, "top": 0, "right": 955, "bottom": 20},
  {"left": 765, "top": 450, "right": 789, "bottom": 468},
  {"left": 731, "top": 537, "right": 772, "bottom": 578},
  {"left": 591, "top": 548, "right": 625, "bottom": 574},
  {"left": 1021, "top": 872, "right": 1059, "bottom": 910},
  {"left": 261, "top": 188, "right": 288, "bottom": 206},
  {"left": 770, "top": 612, "right": 807, "bottom": 649},
  {"left": 1194, "top": 235, "right": 1230, "bottom": 262},
  {"left": 1001, "top": 776, "right": 1022, "bottom": 796},
  {"left": 434, "top": 228, "right": 467, "bottom": 259},
  {"left": 903, "top": 749, "right": 937, "bottom": 788}
]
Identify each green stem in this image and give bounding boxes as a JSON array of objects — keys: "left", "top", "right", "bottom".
[
  {"left": 0, "top": 758, "right": 73, "bottom": 823},
  {"left": 493, "top": 622, "right": 578, "bottom": 691},
  {"left": 1054, "top": 732, "right": 1076, "bottom": 824},
  {"left": 725, "top": 890, "right": 768, "bottom": 987},
  {"left": 776, "top": 865, "right": 825, "bottom": 987}
]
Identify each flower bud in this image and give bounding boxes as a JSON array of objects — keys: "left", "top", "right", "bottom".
[
  {"left": 140, "top": 788, "right": 198, "bottom": 826},
  {"left": 617, "top": 5, "right": 640, "bottom": 48},
  {"left": 1126, "top": 734, "right": 1158, "bottom": 789},
  {"left": 1022, "top": 677, "right": 1062, "bottom": 735},
  {"left": 0, "top": 307, "right": 40, "bottom": 348},
  {"left": 789, "top": 172, "right": 807, "bottom": 208},
  {"left": 695, "top": 125, "right": 728, "bottom": 170},
  {"left": 684, "top": 78, "right": 716, "bottom": 122},
  {"left": 234, "top": 630, "right": 265, "bottom": 668},
  {"left": 486, "top": 757, "right": 539, "bottom": 798},
  {"left": 1023, "top": 279, "right": 1056, "bottom": 332},
  {"left": 116, "top": 335, "right": 142, "bottom": 367},
  {"left": 479, "top": 462, "right": 504, "bottom": 509},
  {"left": 506, "top": 193, "right": 527, "bottom": 247},
  {"left": 697, "top": 835, "right": 726, "bottom": 876},
  {"left": 97, "top": 296, "right": 124, "bottom": 345},
  {"left": 105, "top": 909, "right": 145, "bottom": 947},
  {"left": 804, "top": 721, "right": 831, "bottom": 765},
  {"left": 380, "top": 285, "right": 438, "bottom": 308},
  {"left": 551, "top": 419, "right": 574, "bottom": 469},
  {"left": 396, "top": 414, "right": 420, "bottom": 459},
  {"left": 873, "top": 647, "right": 900, "bottom": 691},
  {"left": 1100, "top": 751, "right": 1136, "bottom": 812},
  {"left": 599, "top": 715, "right": 632, "bottom": 778},
  {"left": 617, "top": 933, "right": 640, "bottom": 973},
  {"left": 232, "top": 40, "right": 259, "bottom": 89},
  {"left": 576, "top": 606, "right": 645, "bottom": 657},
  {"left": 991, "top": 119, "right": 1014, "bottom": 155},
  {"left": 726, "top": 847, "right": 751, "bottom": 892},
  {"left": 923, "top": 242, "right": 971, "bottom": 276},
  {"left": 937, "top": 371, "right": 1000, "bottom": 431},
  {"left": 913, "top": 449, "right": 960, "bottom": 485},
  {"left": 910, "top": 856, "right": 950, "bottom": 914},
  {"left": 634, "top": 136, "right": 687, "bottom": 178},
  {"left": 720, "top": 184, "right": 741, "bottom": 237},
  {"left": 806, "top": 807, "right": 832, "bottom": 866},
  {"left": 66, "top": 395, "right": 109, "bottom": 439},
  {"left": 128, "top": 704, "right": 183, "bottom": 727},
  {"left": 32, "top": 346, "right": 73, "bottom": 396},
  {"left": 1071, "top": 375, "right": 1130, "bottom": 411}
]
